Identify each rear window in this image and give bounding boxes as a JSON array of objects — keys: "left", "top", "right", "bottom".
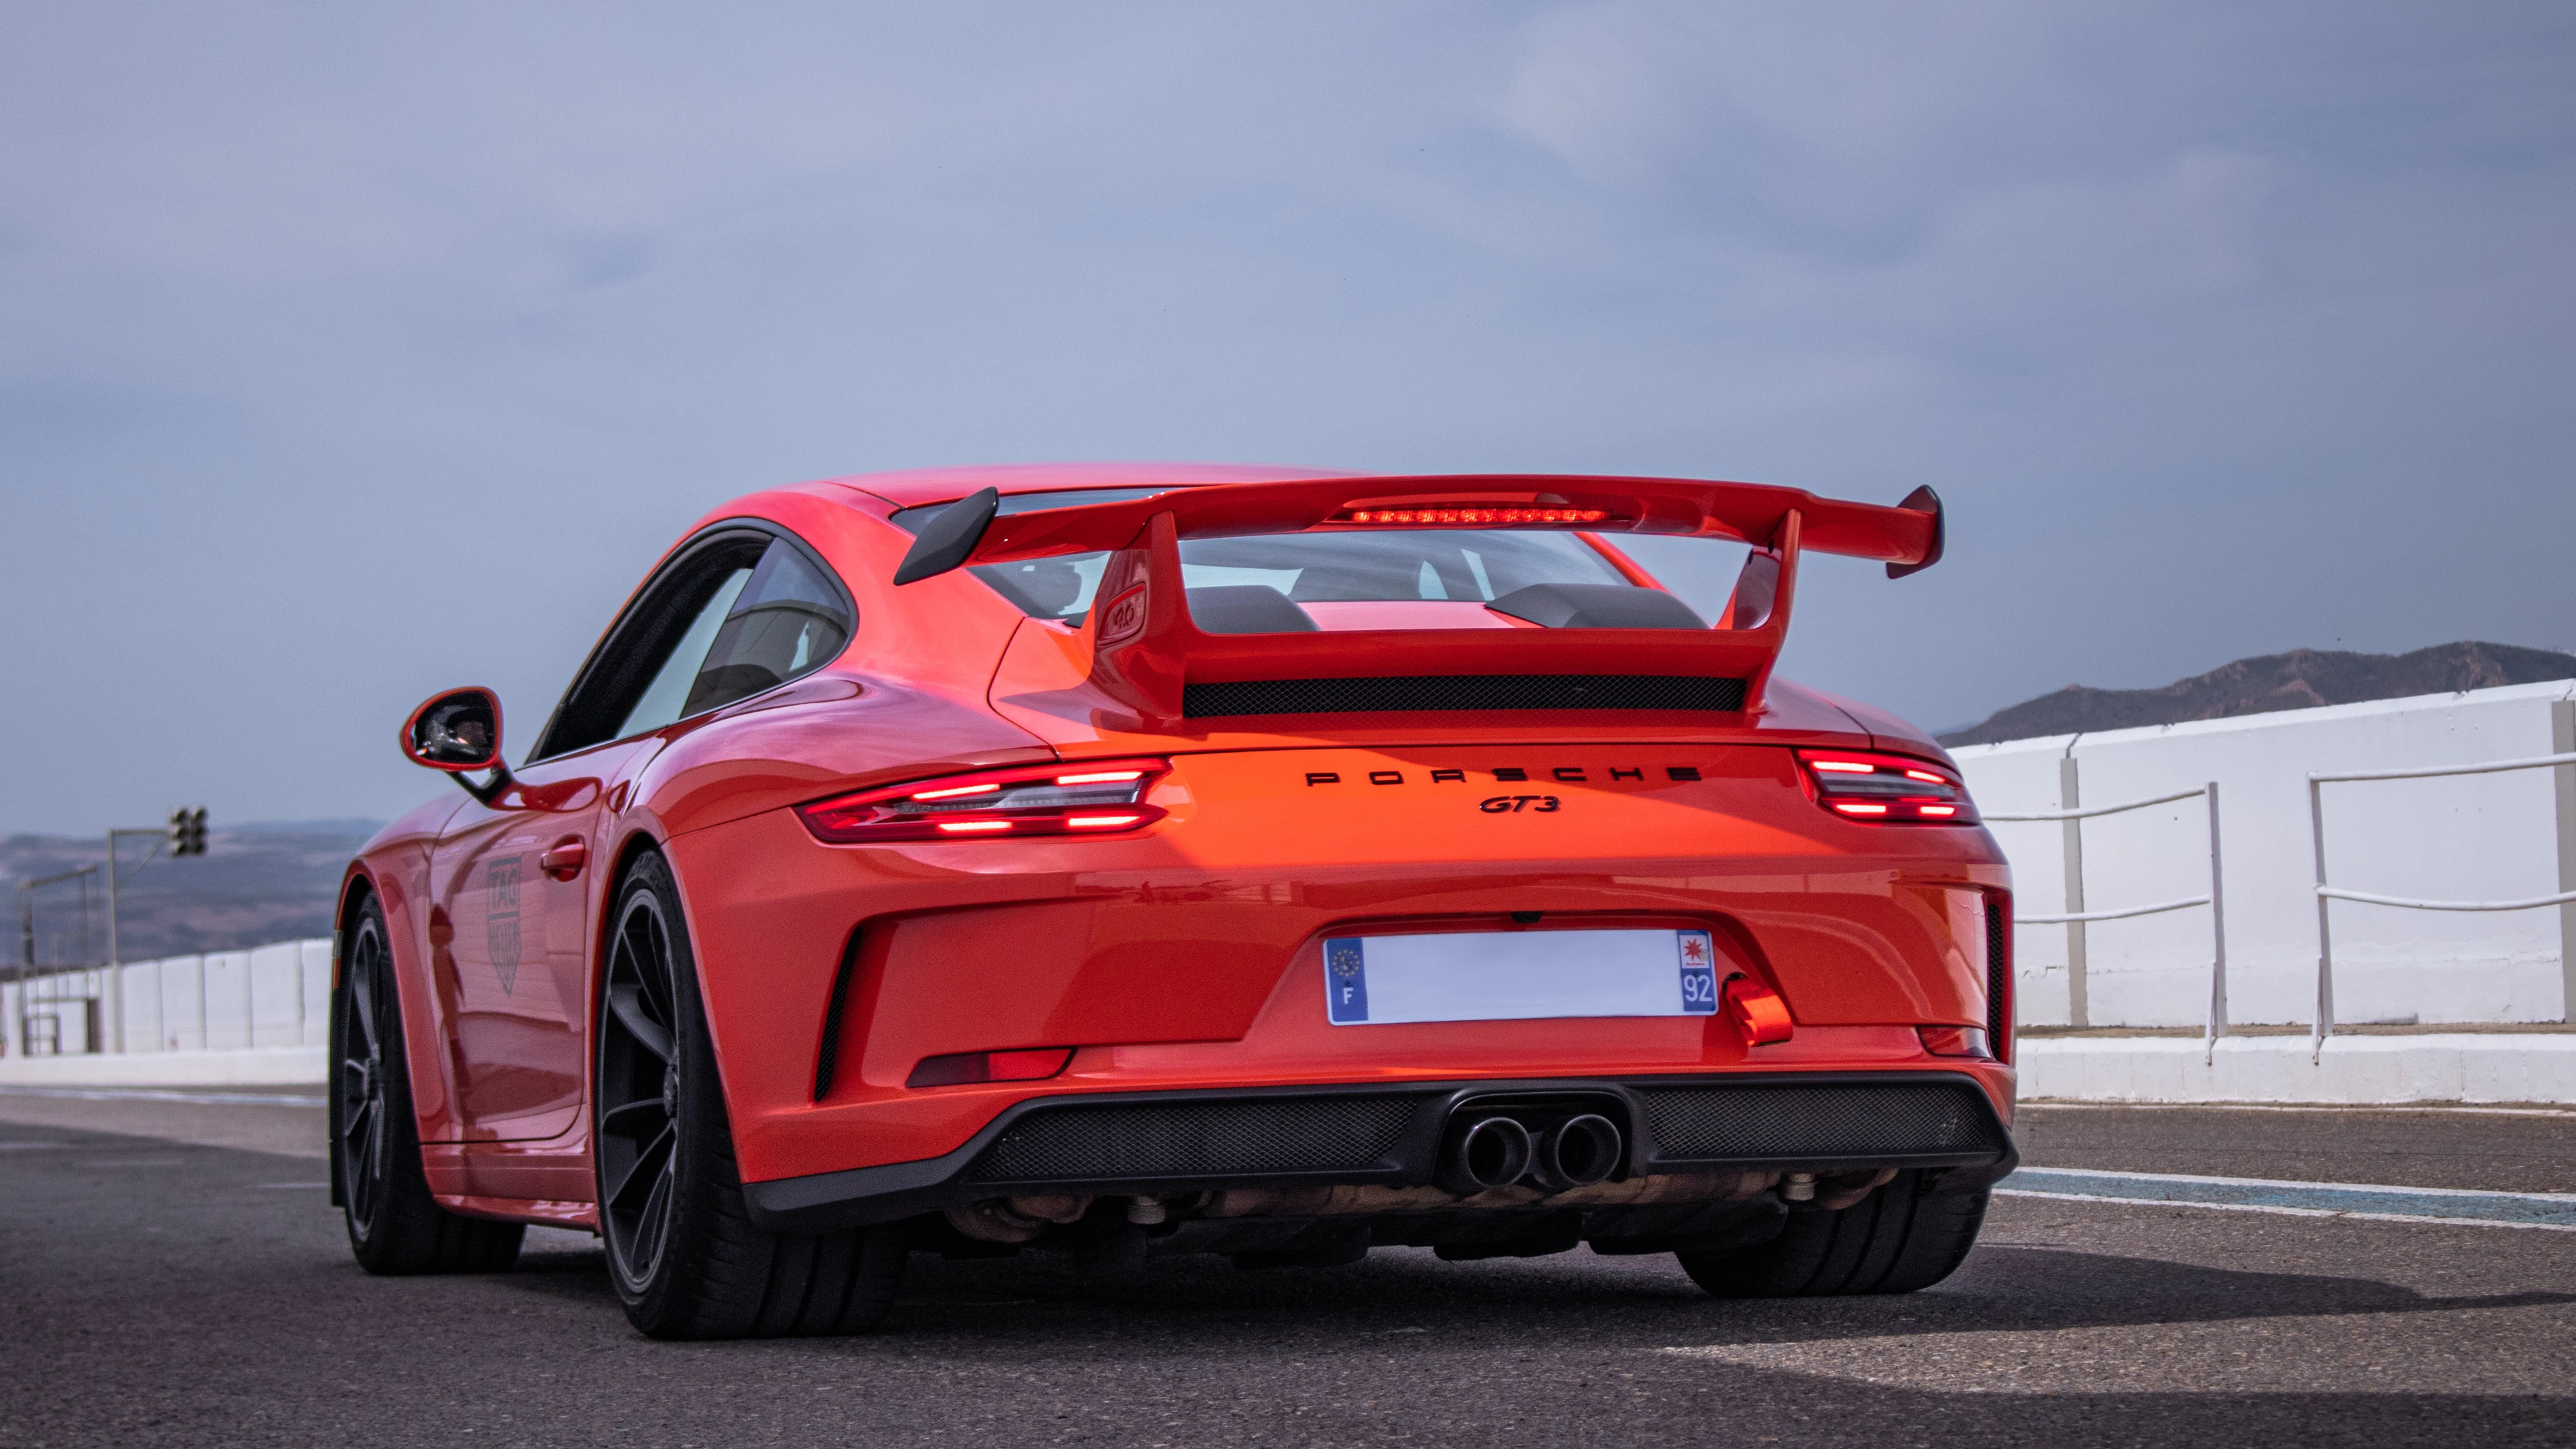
[{"left": 892, "top": 488, "right": 1627, "bottom": 623}]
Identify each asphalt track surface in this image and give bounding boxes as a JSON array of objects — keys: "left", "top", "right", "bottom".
[{"left": 3, "top": 1091, "right": 2571, "bottom": 1447}]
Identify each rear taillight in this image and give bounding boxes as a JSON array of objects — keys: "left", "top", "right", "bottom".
[
  {"left": 1794, "top": 749, "right": 1979, "bottom": 824},
  {"left": 796, "top": 759, "right": 1170, "bottom": 843}
]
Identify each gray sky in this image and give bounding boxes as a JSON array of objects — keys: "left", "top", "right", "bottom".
[{"left": 3, "top": 1, "right": 2571, "bottom": 835}]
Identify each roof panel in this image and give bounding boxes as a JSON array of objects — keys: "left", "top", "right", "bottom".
[{"left": 822, "top": 461, "right": 1351, "bottom": 508}]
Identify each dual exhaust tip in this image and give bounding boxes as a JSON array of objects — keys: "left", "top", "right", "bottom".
[{"left": 1437, "top": 1112, "right": 1623, "bottom": 1196}]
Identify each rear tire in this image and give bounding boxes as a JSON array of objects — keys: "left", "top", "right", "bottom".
[
  {"left": 333, "top": 896, "right": 525, "bottom": 1275},
  {"left": 1676, "top": 1171, "right": 1986, "bottom": 1297},
  {"left": 596, "top": 851, "right": 907, "bottom": 1339}
]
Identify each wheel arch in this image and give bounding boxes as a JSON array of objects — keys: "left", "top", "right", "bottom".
[
  {"left": 329, "top": 864, "right": 447, "bottom": 1203},
  {"left": 588, "top": 823, "right": 681, "bottom": 1079},
  {"left": 592, "top": 824, "right": 765, "bottom": 1132}
]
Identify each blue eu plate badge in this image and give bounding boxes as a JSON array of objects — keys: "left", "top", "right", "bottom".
[
  {"left": 1675, "top": 930, "right": 1718, "bottom": 1015},
  {"left": 1324, "top": 938, "right": 1369, "bottom": 1023}
]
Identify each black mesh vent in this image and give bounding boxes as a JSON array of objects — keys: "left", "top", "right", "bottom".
[
  {"left": 1183, "top": 674, "right": 1748, "bottom": 718},
  {"left": 967, "top": 1096, "right": 1417, "bottom": 1184},
  {"left": 809, "top": 936, "right": 863, "bottom": 1103},
  {"left": 1640, "top": 1082, "right": 2004, "bottom": 1163},
  {"left": 1984, "top": 896, "right": 2011, "bottom": 1059}
]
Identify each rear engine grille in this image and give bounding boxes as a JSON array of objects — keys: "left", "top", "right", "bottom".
[
  {"left": 966, "top": 1096, "right": 1417, "bottom": 1184},
  {"left": 1640, "top": 1082, "right": 2004, "bottom": 1163},
  {"left": 1182, "top": 674, "right": 1748, "bottom": 718}
]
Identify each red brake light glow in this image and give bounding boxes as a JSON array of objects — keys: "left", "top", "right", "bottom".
[
  {"left": 1795, "top": 750, "right": 1978, "bottom": 825},
  {"left": 906, "top": 1047, "right": 1074, "bottom": 1088},
  {"left": 798, "top": 759, "right": 1171, "bottom": 843},
  {"left": 1334, "top": 506, "right": 1615, "bottom": 527}
]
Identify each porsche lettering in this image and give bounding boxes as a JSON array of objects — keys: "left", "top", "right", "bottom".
[{"left": 1303, "top": 764, "right": 1707, "bottom": 786}]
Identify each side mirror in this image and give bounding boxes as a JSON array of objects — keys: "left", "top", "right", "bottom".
[
  {"left": 400, "top": 689, "right": 516, "bottom": 804},
  {"left": 402, "top": 688, "right": 502, "bottom": 770}
]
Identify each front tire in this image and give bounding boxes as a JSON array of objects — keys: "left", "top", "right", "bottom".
[
  {"left": 333, "top": 896, "right": 525, "bottom": 1275},
  {"left": 1676, "top": 1171, "right": 1987, "bottom": 1297},
  {"left": 594, "top": 851, "right": 906, "bottom": 1339}
]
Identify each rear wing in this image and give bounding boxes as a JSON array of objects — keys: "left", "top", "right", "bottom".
[{"left": 895, "top": 474, "right": 1943, "bottom": 724}]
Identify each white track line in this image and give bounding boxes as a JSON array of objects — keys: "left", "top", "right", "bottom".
[{"left": 1996, "top": 1187, "right": 2576, "bottom": 1232}]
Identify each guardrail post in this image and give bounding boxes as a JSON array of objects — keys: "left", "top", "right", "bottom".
[
  {"left": 2310, "top": 772, "right": 2345, "bottom": 1061},
  {"left": 2204, "top": 780, "right": 2228, "bottom": 1060},
  {"left": 2059, "top": 754, "right": 2088, "bottom": 1028},
  {"left": 2555, "top": 699, "right": 2575, "bottom": 1024}
]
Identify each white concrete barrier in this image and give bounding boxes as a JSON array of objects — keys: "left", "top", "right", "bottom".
[
  {"left": 1955, "top": 681, "right": 2576, "bottom": 1030},
  {"left": 5, "top": 938, "right": 331, "bottom": 1059},
  {"left": 2018, "top": 1034, "right": 2576, "bottom": 1106}
]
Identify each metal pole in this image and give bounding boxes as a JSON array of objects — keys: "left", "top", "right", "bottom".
[
  {"left": 2059, "top": 752, "right": 2088, "bottom": 1029},
  {"left": 105, "top": 830, "right": 123, "bottom": 1053},
  {"left": 2310, "top": 775, "right": 2334, "bottom": 1063},
  {"left": 2204, "top": 780, "right": 2228, "bottom": 1062},
  {"left": 2553, "top": 698, "right": 2575, "bottom": 1025}
]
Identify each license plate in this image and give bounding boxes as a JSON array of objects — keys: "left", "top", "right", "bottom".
[{"left": 1323, "top": 928, "right": 1721, "bottom": 1025}]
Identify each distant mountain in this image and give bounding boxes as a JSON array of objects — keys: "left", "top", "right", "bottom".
[
  {"left": 1937, "top": 641, "right": 2576, "bottom": 748},
  {"left": 3, "top": 820, "right": 378, "bottom": 968}
]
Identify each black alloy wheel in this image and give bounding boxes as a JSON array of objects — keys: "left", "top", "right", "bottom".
[
  {"left": 596, "top": 875, "right": 683, "bottom": 1293},
  {"left": 339, "top": 916, "right": 393, "bottom": 1232},
  {"left": 333, "top": 895, "right": 523, "bottom": 1274},
  {"left": 593, "top": 851, "right": 907, "bottom": 1339}
]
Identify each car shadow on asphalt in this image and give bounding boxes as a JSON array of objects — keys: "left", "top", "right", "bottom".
[{"left": 488, "top": 1237, "right": 2575, "bottom": 1351}]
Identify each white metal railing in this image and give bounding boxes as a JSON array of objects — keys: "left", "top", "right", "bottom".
[
  {"left": 1988, "top": 783, "right": 2229, "bottom": 1055},
  {"left": 2308, "top": 750, "right": 2576, "bottom": 1059}
]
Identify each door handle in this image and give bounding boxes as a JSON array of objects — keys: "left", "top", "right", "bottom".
[{"left": 539, "top": 837, "right": 588, "bottom": 881}]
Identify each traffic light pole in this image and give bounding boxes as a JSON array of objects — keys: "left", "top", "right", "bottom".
[
  {"left": 105, "top": 829, "right": 154, "bottom": 1053},
  {"left": 105, "top": 819, "right": 197, "bottom": 1054}
]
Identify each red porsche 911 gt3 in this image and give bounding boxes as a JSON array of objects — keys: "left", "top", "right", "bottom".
[{"left": 334, "top": 463, "right": 2013, "bottom": 1339}]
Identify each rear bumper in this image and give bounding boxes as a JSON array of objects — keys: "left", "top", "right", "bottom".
[{"left": 741, "top": 1069, "right": 2016, "bottom": 1233}]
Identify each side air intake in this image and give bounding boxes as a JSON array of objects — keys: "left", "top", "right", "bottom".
[{"left": 1182, "top": 674, "right": 1749, "bottom": 718}]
